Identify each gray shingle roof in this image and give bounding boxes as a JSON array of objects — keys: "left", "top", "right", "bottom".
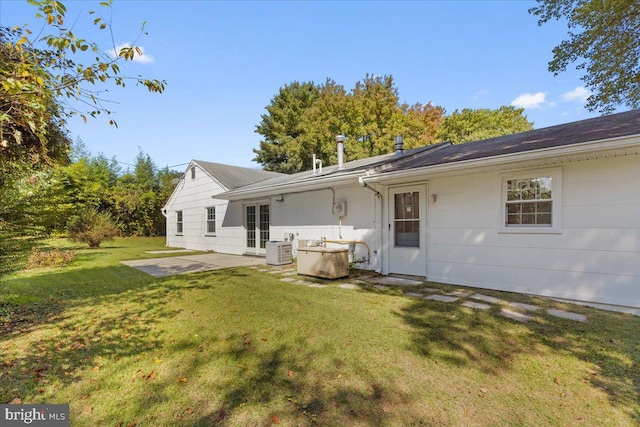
[
  {"left": 229, "top": 143, "right": 444, "bottom": 192},
  {"left": 193, "top": 160, "right": 283, "bottom": 190},
  {"left": 381, "top": 109, "right": 640, "bottom": 172}
]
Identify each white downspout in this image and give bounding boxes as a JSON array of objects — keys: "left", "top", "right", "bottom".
[{"left": 359, "top": 175, "right": 383, "bottom": 273}]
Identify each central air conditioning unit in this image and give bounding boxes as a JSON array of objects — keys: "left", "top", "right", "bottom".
[{"left": 266, "top": 241, "right": 293, "bottom": 265}]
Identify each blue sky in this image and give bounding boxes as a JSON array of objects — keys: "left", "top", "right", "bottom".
[{"left": 1, "top": 1, "right": 612, "bottom": 170}]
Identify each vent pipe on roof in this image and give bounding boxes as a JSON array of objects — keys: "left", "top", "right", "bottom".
[
  {"left": 395, "top": 135, "right": 404, "bottom": 155},
  {"left": 312, "top": 153, "right": 322, "bottom": 175},
  {"left": 335, "top": 135, "right": 345, "bottom": 169}
]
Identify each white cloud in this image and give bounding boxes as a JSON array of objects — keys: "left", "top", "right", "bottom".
[
  {"left": 107, "top": 42, "right": 155, "bottom": 64},
  {"left": 562, "top": 86, "right": 591, "bottom": 103},
  {"left": 511, "top": 92, "right": 552, "bottom": 110},
  {"left": 472, "top": 89, "right": 490, "bottom": 100}
]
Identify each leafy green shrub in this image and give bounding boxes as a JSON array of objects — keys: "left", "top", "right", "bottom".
[
  {"left": 27, "top": 247, "right": 76, "bottom": 269},
  {"left": 67, "top": 208, "right": 118, "bottom": 248}
]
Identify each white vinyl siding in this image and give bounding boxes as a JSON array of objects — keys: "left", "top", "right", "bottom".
[{"left": 426, "top": 156, "right": 639, "bottom": 308}]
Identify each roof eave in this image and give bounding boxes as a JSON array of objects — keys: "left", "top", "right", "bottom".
[
  {"left": 362, "top": 133, "right": 640, "bottom": 184},
  {"left": 216, "top": 169, "right": 366, "bottom": 201}
]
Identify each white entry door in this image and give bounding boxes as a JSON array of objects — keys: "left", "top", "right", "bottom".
[
  {"left": 245, "top": 204, "right": 270, "bottom": 255},
  {"left": 388, "top": 185, "right": 427, "bottom": 277}
]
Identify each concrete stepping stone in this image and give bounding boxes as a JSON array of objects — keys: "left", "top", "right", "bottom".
[
  {"left": 462, "top": 301, "right": 492, "bottom": 310},
  {"left": 547, "top": 309, "right": 587, "bottom": 323},
  {"left": 351, "top": 279, "right": 370, "bottom": 285},
  {"left": 421, "top": 287, "right": 440, "bottom": 293},
  {"left": 281, "top": 271, "right": 298, "bottom": 276},
  {"left": 405, "top": 292, "right": 424, "bottom": 297},
  {"left": 279, "top": 277, "right": 297, "bottom": 282},
  {"left": 294, "top": 280, "right": 314, "bottom": 285},
  {"left": 374, "top": 284, "right": 390, "bottom": 290},
  {"left": 308, "top": 283, "right": 328, "bottom": 288},
  {"left": 370, "top": 276, "right": 423, "bottom": 286},
  {"left": 353, "top": 276, "right": 374, "bottom": 282},
  {"left": 445, "top": 291, "right": 472, "bottom": 297},
  {"left": 424, "top": 295, "right": 459, "bottom": 303},
  {"left": 509, "top": 302, "right": 539, "bottom": 312},
  {"left": 470, "top": 294, "right": 502, "bottom": 304},
  {"left": 338, "top": 283, "right": 359, "bottom": 290},
  {"left": 500, "top": 308, "right": 530, "bottom": 322}
]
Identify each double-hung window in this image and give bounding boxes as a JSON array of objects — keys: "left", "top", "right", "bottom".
[
  {"left": 176, "top": 211, "right": 183, "bottom": 234},
  {"left": 500, "top": 168, "right": 562, "bottom": 233},
  {"left": 206, "top": 207, "right": 216, "bottom": 235}
]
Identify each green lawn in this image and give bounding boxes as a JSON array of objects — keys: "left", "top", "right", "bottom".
[{"left": 1, "top": 238, "right": 639, "bottom": 426}]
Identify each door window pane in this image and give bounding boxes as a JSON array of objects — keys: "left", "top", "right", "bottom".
[
  {"left": 394, "top": 192, "right": 420, "bottom": 247},
  {"left": 246, "top": 206, "right": 256, "bottom": 248},
  {"left": 259, "top": 205, "right": 269, "bottom": 249}
]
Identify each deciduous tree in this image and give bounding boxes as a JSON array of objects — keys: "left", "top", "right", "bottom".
[
  {"left": 1, "top": 0, "right": 165, "bottom": 180},
  {"left": 530, "top": 0, "right": 640, "bottom": 113},
  {"left": 437, "top": 106, "right": 533, "bottom": 144},
  {"left": 253, "top": 75, "right": 444, "bottom": 173}
]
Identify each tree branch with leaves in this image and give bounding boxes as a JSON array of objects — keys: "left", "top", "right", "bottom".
[{"left": 1, "top": 0, "right": 166, "bottom": 177}]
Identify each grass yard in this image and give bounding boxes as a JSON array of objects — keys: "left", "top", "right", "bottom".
[{"left": 1, "top": 238, "right": 639, "bottom": 426}]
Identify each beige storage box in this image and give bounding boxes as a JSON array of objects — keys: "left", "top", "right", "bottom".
[{"left": 297, "top": 246, "right": 349, "bottom": 279}]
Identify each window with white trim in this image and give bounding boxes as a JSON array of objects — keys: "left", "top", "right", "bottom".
[
  {"left": 206, "top": 207, "right": 216, "bottom": 235},
  {"left": 506, "top": 177, "right": 552, "bottom": 226},
  {"left": 176, "top": 211, "right": 183, "bottom": 234},
  {"left": 500, "top": 168, "right": 562, "bottom": 233}
]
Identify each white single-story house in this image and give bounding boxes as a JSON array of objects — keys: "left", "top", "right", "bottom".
[{"left": 163, "top": 109, "right": 640, "bottom": 309}]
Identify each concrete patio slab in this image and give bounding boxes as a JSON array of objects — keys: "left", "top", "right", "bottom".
[
  {"left": 424, "top": 295, "right": 459, "bottom": 303},
  {"left": 374, "top": 284, "right": 390, "bottom": 290},
  {"left": 308, "top": 283, "right": 328, "bottom": 288},
  {"left": 470, "top": 294, "right": 503, "bottom": 304},
  {"left": 462, "top": 301, "right": 492, "bottom": 310},
  {"left": 547, "top": 309, "right": 588, "bottom": 323},
  {"left": 121, "top": 253, "right": 266, "bottom": 277},
  {"left": 146, "top": 249, "right": 196, "bottom": 254},
  {"left": 500, "top": 308, "right": 530, "bottom": 322}
]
